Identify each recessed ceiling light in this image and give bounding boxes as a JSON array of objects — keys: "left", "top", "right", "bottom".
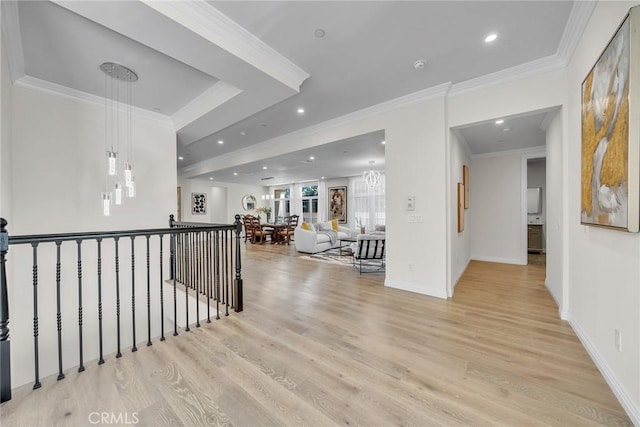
[
  {"left": 209, "top": 177, "right": 214, "bottom": 180},
  {"left": 503, "top": 127, "right": 511, "bottom": 132},
  {"left": 413, "top": 59, "right": 427, "bottom": 70},
  {"left": 495, "top": 119, "right": 504, "bottom": 125},
  {"left": 321, "top": 176, "right": 325, "bottom": 180},
  {"left": 381, "top": 140, "right": 386, "bottom": 145},
  {"left": 314, "top": 29, "right": 325, "bottom": 38},
  {"left": 309, "top": 156, "right": 315, "bottom": 160},
  {"left": 178, "top": 156, "right": 184, "bottom": 160},
  {"left": 485, "top": 33, "right": 498, "bottom": 43},
  {"left": 297, "top": 108, "right": 305, "bottom": 114},
  {"left": 240, "top": 131, "right": 247, "bottom": 136},
  {"left": 262, "top": 166, "right": 268, "bottom": 170},
  {"left": 233, "top": 172, "right": 238, "bottom": 176},
  {"left": 217, "top": 140, "right": 224, "bottom": 144}
]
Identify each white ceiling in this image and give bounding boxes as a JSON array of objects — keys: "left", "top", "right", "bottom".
[
  {"left": 2, "top": 1, "right": 585, "bottom": 186},
  {"left": 456, "top": 111, "right": 551, "bottom": 155}
]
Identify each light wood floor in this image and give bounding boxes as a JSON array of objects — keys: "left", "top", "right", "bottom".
[{"left": 0, "top": 243, "right": 632, "bottom": 426}]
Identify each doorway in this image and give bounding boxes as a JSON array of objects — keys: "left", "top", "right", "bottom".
[{"left": 526, "top": 157, "right": 546, "bottom": 266}]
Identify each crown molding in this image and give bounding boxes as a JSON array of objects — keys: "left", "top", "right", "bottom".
[
  {"left": 1, "top": 0, "right": 25, "bottom": 83},
  {"left": 471, "top": 145, "right": 545, "bottom": 159},
  {"left": 451, "top": 128, "right": 472, "bottom": 157},
  {"left": 181, "top": 82, "right": 452, "bottom": 178},
  {"left": 539, "top": 110, "right": 557, "bottom": 131},
  {"left": 172, "top": 80, "right": 242, "bottom": 131},
  {"left": 16, "top": 75, "right": 173, "bottom": 126},
  {"left": 449, "top": 2, "right": 595, "bottom": 98},
  {"left": 140, "top": 0, "right": 310, "bottom": 92},
  {"left": 556, "top": 1, "right": 597, "bottom": 65},
  {"left": 449, "top": 54, "right": 566, "bottom": 97}
]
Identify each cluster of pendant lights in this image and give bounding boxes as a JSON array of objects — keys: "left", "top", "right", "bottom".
[{"left": 101, "top": 62, "right": 138, "bottom": 216}]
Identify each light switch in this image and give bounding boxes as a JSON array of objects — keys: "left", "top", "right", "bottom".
[{"left": 407, "top": 196, "right": 415, "bottom": 211}]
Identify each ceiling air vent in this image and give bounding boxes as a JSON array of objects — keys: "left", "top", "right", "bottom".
[{"left": 261, "top": 177, "right": 275, "bottom": 181}]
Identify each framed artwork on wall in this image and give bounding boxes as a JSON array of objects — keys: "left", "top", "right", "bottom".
[
  {"left": 192, "top": 192, "right": 207, "bottom": 215},
  {"left": 463, "top": 165, "right": 469, "bottom": 209},
  {"left": 328, "top": 186, "right": 347, "bottom": 223},
  {"left": 457, "top": 183, "right": 464, "bottom": 233},
  {"left": 581, "top": 6, "right": 639, "bottom": 232}
]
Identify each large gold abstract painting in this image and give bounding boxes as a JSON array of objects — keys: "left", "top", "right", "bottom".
[{"left": 581, "top": 7, "right": 639, "bottom": 232}]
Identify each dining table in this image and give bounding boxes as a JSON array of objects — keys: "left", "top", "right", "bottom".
[{"left": 261, "top": 223, "right": 288, "bottom": 244}]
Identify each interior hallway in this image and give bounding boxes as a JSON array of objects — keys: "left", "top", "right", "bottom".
[{"left": 0, "top": 243, "right": 631, "bottom": 426}]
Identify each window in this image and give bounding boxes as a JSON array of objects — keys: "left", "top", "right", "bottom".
[
  {"left": 301, "top": 185, "right": 318, "bottom": 223},
  {"left": 351, "top": 175, "right": 385, "bottom": 231},
  {"left": 273, "top": 188, "right": 290, "bottom": 223}
]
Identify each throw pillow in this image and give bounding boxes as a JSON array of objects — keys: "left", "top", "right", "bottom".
[
  {"left": 301, "top": 222, "right": 315, "bottom": 231},
  {"left": 331, "top": 219, "right": 339, "bottom": 231},
  {"left": 318, "top": 221, "right": 333, "bottom": 231}
]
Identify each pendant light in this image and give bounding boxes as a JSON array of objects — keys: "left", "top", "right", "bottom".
[{"left": 363, "top": 161, "right": 381, "bottom": 188}]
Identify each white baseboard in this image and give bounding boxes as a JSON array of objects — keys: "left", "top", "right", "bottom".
[
  {"left": 470, "top": 255, "right": 525, "bottom": 265},
  {"left": 569, "top": 319, "right": 639, "bottom": 425},
  {"left": 453, "top": 258, "right": 471, "bottom": 290},
  {"left": 544, "top": 278, "right": 569, "bottom": 321},
  {"left": 385, "top": 279, "right": 448, "bottom": 299}
]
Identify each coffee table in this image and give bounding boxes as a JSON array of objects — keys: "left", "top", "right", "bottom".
[{"left": 338, "top": 236, "right": 357, "bottom": 256}]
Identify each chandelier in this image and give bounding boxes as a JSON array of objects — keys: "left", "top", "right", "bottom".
[
  {"left": 100, "top": 62, "right": 138, "bottom": 216},
  {"left": 363, "top": 161, "right": 381, "bottom": 188}
]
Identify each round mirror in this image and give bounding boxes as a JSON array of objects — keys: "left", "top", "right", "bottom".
[{"left": 242, "top": 194, "right": 256, "bottom": 211}]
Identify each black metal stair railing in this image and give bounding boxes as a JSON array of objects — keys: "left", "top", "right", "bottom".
[{"left": 0, "top": 215, "right": 243, "bottom": 403}]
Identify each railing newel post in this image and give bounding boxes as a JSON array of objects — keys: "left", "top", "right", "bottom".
[
  {"left": 0, "top": 218, "right": 11, "bottom": 402},
  {"left": 233, "top": 215, "right": 243, "bottom": 312}
]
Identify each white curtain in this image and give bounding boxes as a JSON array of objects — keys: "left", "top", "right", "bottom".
[
  {"left": 290, "top": 183, "right": 303, "bottom": 217},
  {"left": 317, "top": 180, "right": 327, "bottom": 222},
  {"left": 348, "top": 173, "right": 385, "bottom": 232}
]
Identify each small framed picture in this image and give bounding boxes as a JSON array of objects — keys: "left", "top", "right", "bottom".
[{"left": 192, "top": 192, "right": 207, "bottom": 215}]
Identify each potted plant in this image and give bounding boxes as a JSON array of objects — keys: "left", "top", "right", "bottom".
[{"left": 255, "top": 206, "right": 272, "bottom": 223}]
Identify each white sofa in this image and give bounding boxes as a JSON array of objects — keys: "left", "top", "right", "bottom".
[{"left": 294, "top": 222, "right": 351, "bottom": 253}]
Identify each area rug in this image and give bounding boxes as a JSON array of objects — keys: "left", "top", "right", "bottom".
[
  {"left": 300, "top": 248, "right": 385, "bottom": 273},
  {"left": 300, "top": 248, "right": 353, "bottom": 266}
]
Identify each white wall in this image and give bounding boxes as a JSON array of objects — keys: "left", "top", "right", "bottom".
[
  {"left": 544, "top": 110, "right": 564, "bottom": 313},
  {"left": 449, "top": 131, "right": 471, "bottom": 289},
  {"left": 178, "top": 175, "right": 265, "bottom": 224},
  {"left": 1, "top": 33, "right": 12, "bottom": 221},
  {"left": 7, "top": 82, "right": 177, "bottom": 388},
  {"left": 469, "top": 153, "right": 523, "bottom": 265},
  {"left": 210, "top": 187, "right": 228, "bottom": 223},
  {"left": 11, "top": 84, "right": 176, "bottom": 233},
  {"left": 565, "top": 1, "right": 640, "bottom": 420}
]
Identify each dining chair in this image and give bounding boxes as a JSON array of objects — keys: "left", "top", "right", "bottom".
[
  {"left": 277, "top": 214, "right": 299, "bottom": 245},
  {"left": 242, "top": 215, "right": 255, "bottom": 243},
  {"left": 251, "top": 216, "right": 272, "bottom": 244}
]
